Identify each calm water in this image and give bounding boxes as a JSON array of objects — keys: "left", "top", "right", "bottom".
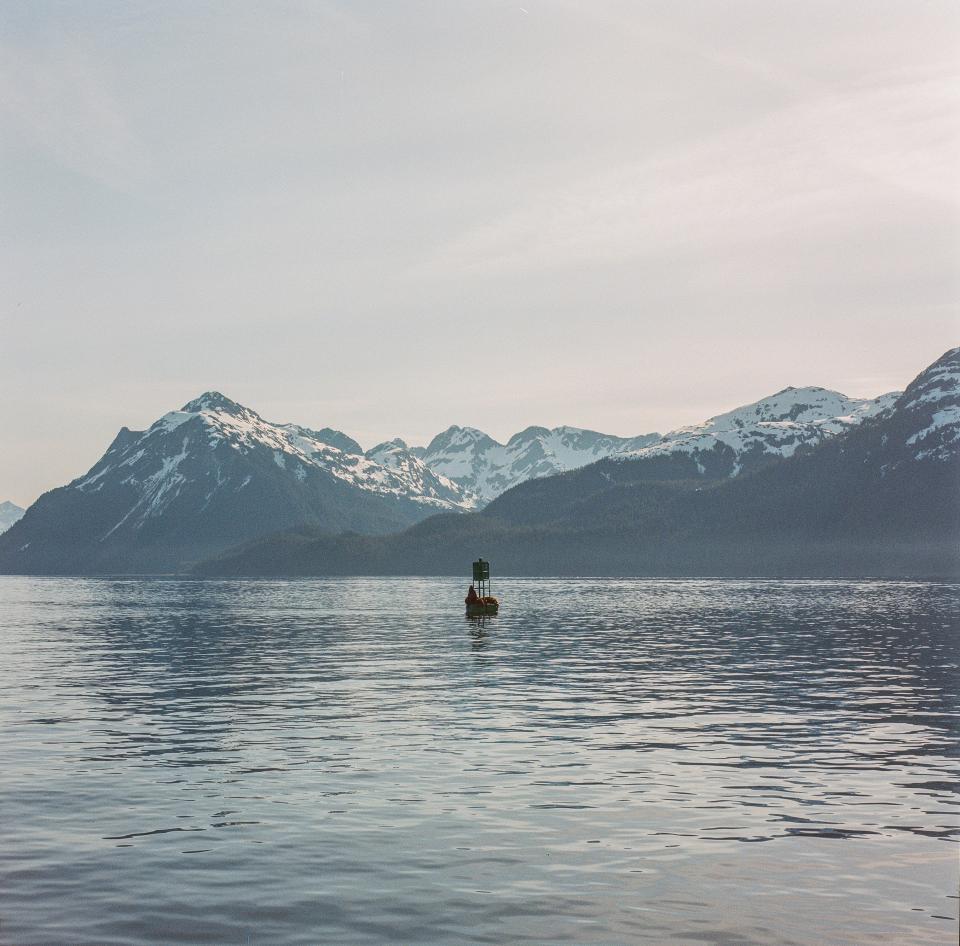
[{"left": 0, "top": 577, "right": 957, "bottom": 945}]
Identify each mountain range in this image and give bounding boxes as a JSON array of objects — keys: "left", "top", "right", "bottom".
[
  {"left": 362, "top": 385, "right": 898, "bottom": 501},
  {"left": 197, "top": 347, "right": 959, "bottom": 580},
  {"left": 0, "top": 393, "right": 468, "bottom": 574},
  {"left": 0, "top": 350, "right": 953, "bottom": 576}
]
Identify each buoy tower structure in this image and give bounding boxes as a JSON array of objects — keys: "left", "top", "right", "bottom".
[{"left": 466, "top": 558, "right": 500, "bottom": 615}]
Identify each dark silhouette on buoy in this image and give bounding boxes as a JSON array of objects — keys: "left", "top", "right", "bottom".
[{"left": 466, "top": 559, "right": 499, "bottom": 615}]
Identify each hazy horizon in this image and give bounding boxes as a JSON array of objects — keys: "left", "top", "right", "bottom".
[{"left": 3, "top": 1, "right": 958, "bottom": 508}]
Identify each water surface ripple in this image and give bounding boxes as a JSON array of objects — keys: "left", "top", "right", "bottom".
[{"left": 1, "top": 577, "right": 957, "bottom": 944}]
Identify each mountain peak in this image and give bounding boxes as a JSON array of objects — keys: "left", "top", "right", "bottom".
[
  {"left": 181, "top": 391, "right": 249, "bottom": 415},
  {"left": 366, "top": 438, "right": 408, "bottom": 457},
  {"left": 894, "top": 345, "right": 960, "bottom": 461},
  {"left": 772, "top": 385, "right": 827, "bottom": 396},
  {"left": 424, "top": 425, "right": 497, "bottom": 454},
  {"left": 0, "top": 501, "right": 25, "bottom": 534},
  {"left": 704, "top": 386, "right": 863, "bottom": 427},
  {"left": 507, "top": 425, "right": 552, "bottom": 445},
  {"left": 900, "top": 346, "right": 960, "bottom": 403}
]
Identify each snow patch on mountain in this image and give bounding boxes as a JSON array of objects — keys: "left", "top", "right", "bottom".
[
  {"left": 624, "top": 386, "right": 901, "bottom": 474},
  {"left": 365, "top": 439, "right": 480, "bottom": 508},
  {"left": 897, "top": 347, "right": 960, "bottom": 462},
  {"left": 416, "top": 425, "right": 661, "bottom": 503},
  {"left": 900, "top": 350, "right": 960, "bottom": 410},
  {"left": 99, "top": 437, "right": 192, "bottom": 538},
  {"left": 0, "top": 501, "right": 24, "bottom": 535},
  {"left": 909, "top": 405, "right": 960, "bottom": 452}
]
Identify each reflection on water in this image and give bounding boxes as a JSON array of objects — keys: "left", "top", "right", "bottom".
[{"left": 0, "top": 577, "right": 957, "bottom": 945}]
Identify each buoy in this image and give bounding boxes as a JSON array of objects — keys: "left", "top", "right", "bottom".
[{"left": 465, "top": 557, "right": 499, "bottom": 615}]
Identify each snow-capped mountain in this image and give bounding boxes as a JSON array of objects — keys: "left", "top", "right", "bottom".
[
  {"left": 365, "top": 438, "right": 480, "bottom": 508},
  {"left": 409, "top": 386, "right": 900, "bottom": 501},
  {"left": 202, "top": 348, "right": 960, "bottom": 579},
  {"left": 129, "top": 392, "right": 469, "bottom": 511},
  {"left": 896, "top": 346, "right": 960, "bottom": 463},
  {"left": 624, "top": 386, "right": 900, "bottom": 477},
  {"left": 0, "top": 392, "right": 471, "bottom": 575},
  {"left": 3, "top": 352, "right": 952, "bottom": 578},
  {"left": 415, "top": 425, "right": 662, "bottom": 503},
  {"left": 0, "top": 501, "right": 24, "bottom": 534}
]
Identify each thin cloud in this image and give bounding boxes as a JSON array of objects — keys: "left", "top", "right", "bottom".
[
  {"left": 423, "top": 73, "right": 959, "bottom": 278},
  {"left": 0, "top": 38, "right": 151, "bottom": 190}
]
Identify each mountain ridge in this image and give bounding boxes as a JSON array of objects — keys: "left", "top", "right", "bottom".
[
  {"left": 196, "top": 348, "right": 959, "bottom": 579},
  {"left": 0, "top": 393, "right": 471, "bottom": 575},
  {"left": 0, "top": 358, "right": 937, "bottom": 576}
]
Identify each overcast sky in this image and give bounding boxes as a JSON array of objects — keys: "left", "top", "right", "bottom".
[{"left": 2, "top": 1, "right": 958, "bottom": 507}]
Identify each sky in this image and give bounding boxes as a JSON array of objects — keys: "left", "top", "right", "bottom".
[{"left": 1, "top": 0, "right": 958, "bottom": 508}]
